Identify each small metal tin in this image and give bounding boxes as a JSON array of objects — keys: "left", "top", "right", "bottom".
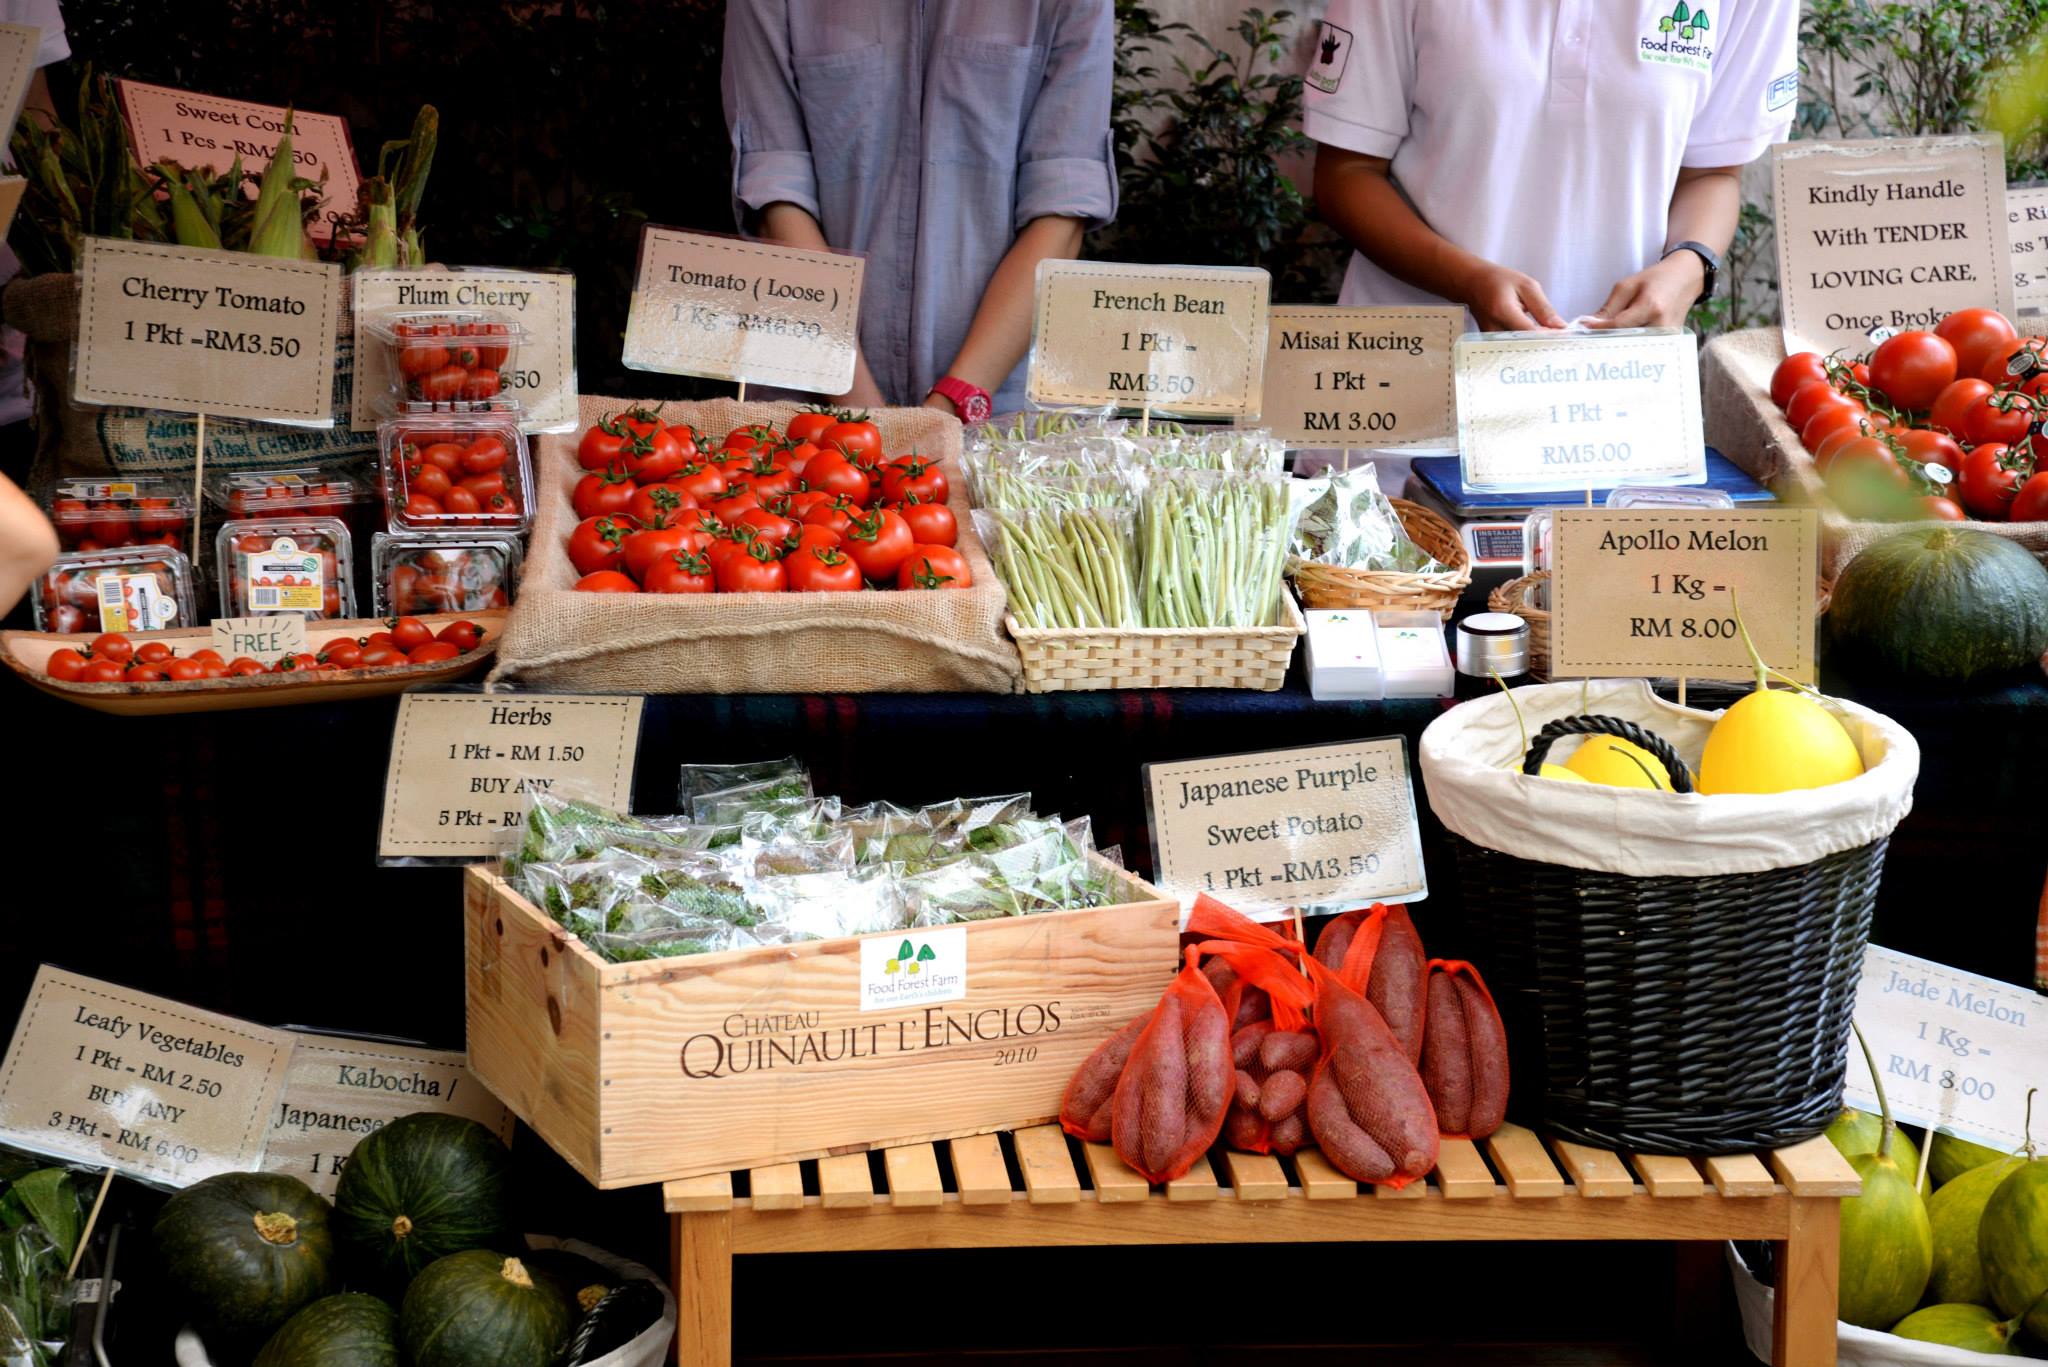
[{"left": 1456, "top": 611, "right": 1530, "bottom": 678}]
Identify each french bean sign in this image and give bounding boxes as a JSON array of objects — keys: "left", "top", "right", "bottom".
[
  {"left": 1252, "top": 305, "right": 1460, "bottom": 447},
  {"left": 1143, "top": 738, "right": 1427, "bottom": 921},
  {"left": 1028, "top": 260, "right": 1270, "bottom": 417}
]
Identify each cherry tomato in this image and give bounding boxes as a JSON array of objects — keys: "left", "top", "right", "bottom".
[
  {"left": 133, "top": 641, "right": 175, "bottom": 664},
  {"left": 1784, "top": 380, "right": 1860, "bottom": 434},
  {"left": 574, "top": 464, "right": 639, "bottom": 520},
  {"left": 459, "top": 370, "right": 502, "bottom": 403},
  {"left": 1959, "top": 442, "right": 2033, "bottom": 519},
  {"left": 458, "top": 471, "right": 507, "bottom": 502},
  {"left": 786, "top": 545, "right": 864, "bottom": 592},
  {"left": 435, "top": 620, "right": 483, "bottom": 651},
  {"left": 1935, "top": 308, "right": 2019, "bottom": 382},
  {"left": 897, "top": 545, "right": 973, "bottom": 589},
  {"left": 44, "top": 649, "right": 89, "bottom": 681},
  {"left": 189, "top": 648, "right": 224, "bottom": 667},
  {"left": 1770, "top": 352, "right": 1832, "bottom": 410},
  {"left": 2009, "top": 471, "right": 2048, "bottom": 522},
  {"left": 802, "top": 452, "right": 871, "bottom": 506},
  {"left": 411, "top": 463, "right": 454, "bottom": 500},
  {"left": 715, "top": 542, "right": 789, "bottom": 593},
  {"left": 321, "top": 638, "right": 365, "bottom": 670},
  {"left": 443, "top": 487, "right": 481, "bottom": 517},
  {"left": 123, "top": 664, "right": 165, "bottom": 682},
  {"left": 162, "top": 657, "right": 205, "bottom": 682},
  {"left": 574, "top": 570, "right": 641, "bottom": 593},
  {"left": 415, "top": 366, "right": 469, "bottom": 403},
  {"left": 227, "top": 656, "right": 266, "bottom": 675},
  {"left": 1966, "top": 390, "right": 2036, "bottom": 447},
  {"left": 90, "top": 633, "right": 134, "bottom": 664},
  {"left": 896, "top": 497, "right": 958, "bottom": 547},
  {"left": 80, "top": 658, "right": 125, "bottom": 682},
  {"left": 641, "top": 550, "right": 715, "bottom": 594},
  {"left": 841, "top": 508, "right": 914, "bottom": 582},
  {"left": 1869, "top": 331, "right": 1957, "bottom": 411},
  {"left": 388, "top": 616, "right": 435, "bottom": 651},
  {"left": 786, "top": 409, "right": 841, "bottom": 444},
  {"left": 1892, "top": 427, "right": 1966, "bottom": 478},
  {"left": 358, "top": 644, "right": 408, "bottom": 667},
  {"left": 405, "top": 492, "right": 446, "bottom": 520},
  {"left": 1929, "top": 378, "right": 1993, "bottom": 437},
  {"left": 406, "top": 641, "right": 462, "bottom": 664},
  {"left": 462, "top": 437, "right": 509, "bottom": 475}
]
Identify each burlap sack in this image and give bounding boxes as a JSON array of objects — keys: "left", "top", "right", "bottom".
[
  {"left": 1703, "top": 327, "right": 2048, "bottom": 577},
  {"left": 2, "top": 272, "right": 373, "bottom": 486},
  {"left": 488, "top": 395, "right": 1024, "bottom": 693}
]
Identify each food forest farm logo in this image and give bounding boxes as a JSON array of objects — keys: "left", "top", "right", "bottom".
[
  {"left": 1305, "top": 21, "right": 1351, "bottom": 94},
  {"left": 1639, "top": 2, "right": 1714, "bottom": 72},
  {"left": 858, "top": 926, "right": 967, "bottom": 1012}
]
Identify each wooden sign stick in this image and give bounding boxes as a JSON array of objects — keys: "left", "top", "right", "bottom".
[
  {"left": 1290, "top": 904, "right": 1310, "bottom": 980},
  {"left": 64, "top": 1168, "right": 115, "bottom": 1279},
  {"left": 1677, "top": 674, "right": 1688, "bottom": 709},
  {"left": 1141, "top": 402, "right": 1152, "bottom": 438},
  {"left": 737, "top": 380, "right": 747, "bottom": 404},
  {"left": 190, "top": 411, "right": 208, "bottom": 577}
]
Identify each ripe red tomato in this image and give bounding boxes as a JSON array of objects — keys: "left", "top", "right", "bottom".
[
  {"left": 459, "top": 371, "right": 502, "bottom": 403},
  {"left": 389, "top": 616, "right": 435, "bottom": 651},
  {"left": 2009, "top": 471, "right": 2048, "bottom": 522},
  {"left": 897, "top": 545, "right": 973, "bottom": 589},
  {"left": 1891, "top": 427, "right": 1966, "bottom": 478},
  {"left": 707, "top": 484, "right": 761, "bottom": 521},
  {"left": 417, "top": 366, "right": 469, "bottom": 403},
  {"left": 462, "top": 436, "right": 509, "bottom": 475},
  {"left": 1827, "top": 438, "right": 1908, "bottom": 519},
  {"left": 567, "top": 515, "right": 634, "bottom": 576},
  {"left": 1784, "top": 380, "right": 1860, "bottom": 434},
  {"left": 124, "top": 664, "right": 168, "bottom": 682},
  {"left": 1959, "top": 442, "right": 2033, "bottom": 518},
  {"left": 1812, "top": 423, "right": 1868, "bottom": 475},
  {"left": 321, "top": 638, "right": 365, "bottom": 669},
  {"left": 880, "top": 456, "right": 949, "bottom": 506},
  {"left": 641, "top": 550, "right": 715, "bottom": 594},
  {"left": 1917, "top": 495, "right": 1968, "bottom": 521},
  {"left": 1929, "top": 378, "right": 1993, "bottom": 437},
  {"left": 573, "top": 465, "right": 638, "bottom": 520},
  {"left": 896, "top": 497, "right": 957, "bottom": 547},
  {"left": 841, "top": 508, "right": 914, "bottom": 582},
  {"left": 785, "top": 545, "right": 864, "bottom": 592},
  {"left": 435, "top": 620, "right": 483, "bottom": 651},
  {"left": 786, "top": 409, "right": 840, "bottom": 444},
  {"left": 671, "top": 463, "right": 728, "bottom": 504},
  {"left": 795, "top": 523, "right": 843, "bottom": 554},
  {"left": 822, "top": 416, "right": 883, "bottom": 464},
  {"left": 1868, "top": 331, "right": 1957, "bottom": 411},
  {"left": 404, "top": 492, "right": 445, "bottom": 520},
  {"left": 619, "top": 415, "right": 687, "bottom": 483},
  {"left": 1770, "top": 352, "right": 1831, "bottom": 410},
  {"left": 89, "top": 632, "right": 134, "bottom": 663},
  {"left": 1966, "top": 390, "right": 2036, "bottom": 447},
  {"left": 133, "top": 640, "right": 175, "bottom": 665},
  {"left": 358, "top": 643, "right": 407, "bottom": 667},
  {"left": 443, "top": 487, "right": 481, "bottom": 517},
  {"left": 1980, "top": 336, "right": 2048, "bottom": 385},
  {"left": 44, "top": 649, "right": 90, "bottom": 681},
  {"left": 1935, "top": 309, "right": 2018, "bottom": 383},
  {"left": 574, "top": 570, "right": 641, "bottom": 593},
  {"left": 578, "top": 415, "right": 632, "bottom": 470},
  {"left": 801, "top": 452, "right": 871, "bottom": 506},
  {"left": 716, "top": 542, "right": 789, "bottom": 592},
  {"left": 784, "top": 440, "right": 821, "bottom": 479},
  {"left": 622, "top": 522, "right": 698, "bottom": 582},
  {"left": 80, "top": 658, "right": 126, "bottom": 682},
  {"left": 407, "top": 641, "right": 463, "bottom": 664},
  {"left": 802, "top": 497, "right": 862, "bottom": 540},
  {"left": 162, "top": 657, "right": 206, "bottom": 681},
  {"left": 628, "top": 481, "right": 700, "bottom": 528},
  {"left": 1801, "top": 403, "right": 1869, "bottom": 456}
]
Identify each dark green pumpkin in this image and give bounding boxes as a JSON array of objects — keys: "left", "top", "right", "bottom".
[
  {"left": 253, "top": 1292, "right": 402, "bottom": 1367},
  {"left": 1829, "top": 528, "right": 2048, "bottom": 681},
  {"left": 333, "top": 1113, "right": 514, "bottom": 1294},
  {"left": 153, "top": 1172, "right": 334, "bottom": 1345},
  {"left": 400, "top": 1250, "right": 574, "bottom": 1367}
]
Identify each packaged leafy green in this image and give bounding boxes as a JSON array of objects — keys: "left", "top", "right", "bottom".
[
  {"left": 677, "top": 758, "right": 809, "bottom": 809},
  {"left": 754, "top": 866, "right": 907, "bottom": 942},
  {"left": 1289, "top": 461, "right": 1444, "bottom": 573},
  {"left": 0, "top": 1152, "right": 92, "bottom": 1367},
  {"left": 901, "top": 856, "right": 1023, "bottom": 925}
]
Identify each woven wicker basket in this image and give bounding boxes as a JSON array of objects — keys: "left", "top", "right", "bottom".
[
  {"left": 1289, "top": 498, "right": 1472, "bottom": 621},
  {"left": 1008, "top": 594, "right": 1305, "bottom": 693},
  {"left": 1489, "top": 571, "right": 1552, "bottom": 679}
]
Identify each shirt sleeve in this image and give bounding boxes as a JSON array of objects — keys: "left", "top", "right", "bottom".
[
  {"left": 1015, "top": 0, "right": 1118, "bottom": 232},
  {"left": 0, "top": 0, "right": 67, "bottom": 66},
  {"left": 722, "top": 0, "right": 820, "bottom": 227},
  {"left": 1684, "top": 0, "right": 1799, "bottom": 167},
  {"left": 1301, "top": 0, "right": 1414, "bottom": 158}
]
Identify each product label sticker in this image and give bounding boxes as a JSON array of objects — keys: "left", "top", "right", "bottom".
[
  {"left": 1549, "top": 507, "right": 1819, "bottom": 683},
  {"left": 379, "top": 693, "right": 645, "bottom": 861},
  {"left": 1028, "top": 260, "right": 1271, "bottom": 417},
  {"left": 0, "top": 966, "right": 294, "bottom": 1187},
  {"left": 1143, "top": 737, "right": 1427, "bottom": 921},
  {"left": 0, "top": 23, "right": 39, "bottom": 140},
  {"left": 261, "top": 1035, "right": 511, "bottom": 1198},
  {"left": 1775, "top": 134, "right": 2016, "bottom": 354},
  {"left": 858, "top": 926, "right": 969, "bottom": 1014},
  {"left": 2008, "top": 182, "right": 2048, "bottom": 314},
  {"left": 1454, "top": 329, "right": 1705, "bottom": 492},
  {"left": 211, "top": 614, "right": 307, "bottom": 664},
  {"left": 622, "top": 226, "right": 863, "bottom": 394},
  {"left": 243, "top": 538, "right": 324, "bottom": 613},
  {"left": 114, "top": 80, "right": 361, "bottom": 243},
  {"left": 352, "top": 268, "right": 579, "bottom": 433},
  {"left": 97, "top": 572, "right": 177, "bottom": 633},
  {"left": 74, "top": 237, "right": 341, "bottom": 423},
  {"left": 1251, "top": 305, "right": 1460, "bottom": 448},
  {"left": 1843, "top": 945, "right": 2046, "bottom": 1157}
]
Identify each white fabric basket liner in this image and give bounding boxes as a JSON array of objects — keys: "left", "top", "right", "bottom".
[{"left": 1419, "top": 679, "right": 1920, "bottom": 878}]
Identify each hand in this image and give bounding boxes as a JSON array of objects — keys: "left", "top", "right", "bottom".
[
  {"left": 1587, "top": 252, "right": 1704, "bottom": 330},
  {"left": 1458, "top": 262, "right": 1566, "bottom": 332}
]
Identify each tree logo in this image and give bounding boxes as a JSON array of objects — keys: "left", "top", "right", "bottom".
[
  {"left": 885, "top": 939, "right": 938, "bottom": 977},
  {"left": 1657, "top": 3, "right": 1711, "bottom": 40},
  {"left": 1640, "top": 3, "right": 1715, "bottom": 71}
]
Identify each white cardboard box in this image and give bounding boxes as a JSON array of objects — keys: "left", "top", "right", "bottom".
[{"left": 1305, "top": 608, "right": 1383, "bottom": 700}]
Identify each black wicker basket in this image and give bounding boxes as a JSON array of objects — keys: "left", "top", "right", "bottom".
[{"left": 1451, "top": 714, "right": 1884, "bottom": 1155}]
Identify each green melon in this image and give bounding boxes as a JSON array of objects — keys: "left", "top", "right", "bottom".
[
  {"left": 253, "top": 1292, "right": 401, "bottom": 1367},
  {"left": 1927, "top": 1155, "right": 2026, "bottom": 1306},
  {"left": 400, "top": 1251, "right": 573, "bottom": 1367},
  {"left": 1889, "top": 1302, "right": 2024, "bottom": 1354},
  {"left": 1981, "top": 1159, "right": 2048, "bottom": 1341},
  {"left": 1840, "top": 1146, "right": 1934, "bottom": 1329},
  {"left": 1931, "top": 1132, "right": 2011, "bottom": 1188},
  {"left": 332, "top": 1113, "right": 514, "bottom": 1295},
  {"left": 153, "top": 1172, "right": 334, "bottom": 1346},
  {"left": 1827, "top": 1109, "right": 1925, "bottom": 1189}
]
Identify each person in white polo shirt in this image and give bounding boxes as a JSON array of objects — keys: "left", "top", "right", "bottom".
[{"left": 1304, "top": 0, "right": 1800, "bottom": 331}]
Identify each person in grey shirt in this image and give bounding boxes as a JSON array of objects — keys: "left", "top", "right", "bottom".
[{"left": 723, "top": 0, "right": 1117, "bottom": 422}]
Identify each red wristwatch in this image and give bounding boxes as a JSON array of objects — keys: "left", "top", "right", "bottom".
[{"left": 929, "top": 376, "right": 992, "bottom": 423}]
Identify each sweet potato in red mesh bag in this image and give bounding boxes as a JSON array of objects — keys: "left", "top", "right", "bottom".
[
  {"left": 1313, "top": 904, "right": 1428, "bottom": 1064},
  {"left": 1304, "top": 954, "right": 1439, "bottom": 1187},
  {"left": 1418, "top": 959, "right": 1510, "bottom": 1140},
  {"left": 1109, "top": 946, "right": 1232, "bottom": 1183},
  {"left": 1060, "top": 1008, "right": 1152, "bottom": 1143}
]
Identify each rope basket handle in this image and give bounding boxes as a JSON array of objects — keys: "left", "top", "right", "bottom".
[{"left": 1522, "top": 714, "right": 1695, "bottom": 793}]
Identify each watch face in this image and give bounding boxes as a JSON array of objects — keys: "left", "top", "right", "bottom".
[{"left": 962, "top": 393, "right": 992, "bottom": 423}]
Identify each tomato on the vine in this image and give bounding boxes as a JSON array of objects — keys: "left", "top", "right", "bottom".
[
  {"left": 1981, "top": 335, "right": 2048, "bottom": 386},
  {"left": 1784, "top": 380, "right": 1860, "bottom": 433},
  {"left": 1801, "top": 403, "right": 1868, "bottom": 456},
  {"left": 1891, "top": 427, "right": 1966, "bottom": 478},
  {"left": 1966, "top": 390, "right": 2035, "bottom": 447},
  {"left": 1934, "top": 309, "right": 2019, "bottom": 382},
  {"left": 1959, "top": 442, "right": 2033, "bottom": 519},
  {"left": 1770, "top": 353, "right": 1831, "bottom": 410},
  {"left": 1929, "top": 378, "right": 1993, "bottom": 437},
  {"left": 1869, "top": 330, "right": 1957, "bottom": 411},
  {"left": 2009, "top": 471, "right": 2048, "bottom": 522}
]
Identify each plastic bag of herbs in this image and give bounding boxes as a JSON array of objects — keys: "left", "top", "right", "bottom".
[
  {"left": 1290, "top": 461, "right": 1444, "bottom": 574},
  {"left": 0, "top": 1150, "right": 95, "bottom": 1367}
]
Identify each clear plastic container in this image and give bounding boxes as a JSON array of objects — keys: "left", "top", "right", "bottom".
[
  {"left": 372, "top": 532, "right": 522, "bottom": 616},
  {"left": 379, "top": 417, "right": 533, "bottom": 533},
  {"left": 31, "top": 546, "right": 197, "bottom": 634},
  {"left": 44, "top": 476, "right": 196, "bottom": 554},
  {"left": 204, "top": 466, "right": 375, "bottom": 522},
  {"left": 364, "top": 311, "right": 528, "bottom": 416},
  {"left": 215, "top": 517, "right": 356, "bottom": 619}
]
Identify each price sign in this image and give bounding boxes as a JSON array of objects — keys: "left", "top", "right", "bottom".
[
  {"left": 1454, "top": 330, "right": 1704, "bottom": 492},
  {"left": 262, "top": 1035, "right": 511, "bottom": 1197},
  {"left": 1550, "top": 507, "right": 1818, "bottom": 683},
  {"left": 1843, "top": 945, "right": 2046, "bottom": 1156},
  {"left": 1028, "top": 260, "right": 1270, "bottom": 417},
  {"left": 115, "top": 81, "right": 361, "bottom": 243},
  {"left": 1252, "top": 306, "right": 1460, "bottom": 448},
  {"left": 0, "top": 967, "right": 294, "bottom": 1186},
  {"left": 211, "top": 615, "right": 307, "bottom": 665},
  {"left": 1144, "top": 738, "right": 1427, "bottom": 921},
  {"left": 1775, "top": 134, "right": 2015, "bottom": 354},
  {"left": 2008, "top": 183, "right": 2048, "bottom": 314},
  {"left": 74, "top": 238, "right": 341, "bottom": 424},
  {"left": 621, "top": 226, "right": 862, "bottom": 394},
  {"left": 0, "top": 23, "right": 40, "bottom": 144},
  {"left": 353, "top": 268, "right": 578, "bottom": 433},
  {"left": 379, "top": 693, "right": 644, "bottom": 861}
]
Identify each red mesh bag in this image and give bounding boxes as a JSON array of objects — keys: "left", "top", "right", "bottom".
[
  {"left": 1418, "top": 959, "right": 1510, "bottom": 1140},
  {"left": 1060, "top": 1008, "right": 1152, "bottom": 1142},
  {"left": 1312, "top": 907, "right": 1371, "bottom": 970},
  {"left": 1304, "top": 952, "right": 1439, "bottom": 1187},
  {"left": 1333, "top": 904, "right": 1429, "bottom": 1064},
  {"left": 1110, "top": 946, "right": 1233, "bottom": 1183}
]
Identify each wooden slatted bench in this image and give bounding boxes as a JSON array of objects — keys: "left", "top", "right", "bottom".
[{"left": 664, "top": 1123, "right": 1860, "bottom": 1367}]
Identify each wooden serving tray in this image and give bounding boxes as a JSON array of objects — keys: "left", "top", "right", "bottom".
[{"left": 1, "top": 609, "right": 506, "bottom": 715}]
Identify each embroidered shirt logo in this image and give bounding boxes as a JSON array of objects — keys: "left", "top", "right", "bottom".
[
  {"left": 1306, "top": 21, "right": 1352, "bottom": 94},
  {"left": 1639, "top": 2, "right": 1715, "bottom": 72}
]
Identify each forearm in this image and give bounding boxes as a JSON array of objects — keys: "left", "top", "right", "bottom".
[
  {"left": 1313, "top": 145, "right": 1485, "bottom": 302},
  {"left": 1665, "top": 166, "right": 1741, "bottom": 256},
  {"left": 0, "top": 474, "right": 58, "bottom": 617},
  {"left": 938, "top": 215, "right": 1085, "bottom": 393}
]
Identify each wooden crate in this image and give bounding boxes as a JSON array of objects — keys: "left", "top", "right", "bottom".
[{"left": 464, "top": 864, "right": 1181, "bottom": 1189}]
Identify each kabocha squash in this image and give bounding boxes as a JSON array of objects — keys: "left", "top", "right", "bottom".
[
  {"left": 253, "top": 1293, "right": 402, "bottom": 1367},
  {"left": 1836, "top": 1030, "right": 1933, "bottom": 1329},
  {"left": 153, "top": 1172, "right": 334, "bottom": 1345},
  {"left": 333, "top": 1113, "right": 514, "bottom": 1294},
  {"left": 400, "top": 1250, "right": 574, "bottom": 1367},
  {"left": 1829, "top": 527, "right": 2048, "bottom": 682}
]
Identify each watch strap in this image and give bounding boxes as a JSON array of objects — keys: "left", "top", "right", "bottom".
[
  {"left": 929, "top": 376, "right": 992, "bottom": 422},
  {"left": 1663, "top": 240, "right": 1720, "bottom": 305}
]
